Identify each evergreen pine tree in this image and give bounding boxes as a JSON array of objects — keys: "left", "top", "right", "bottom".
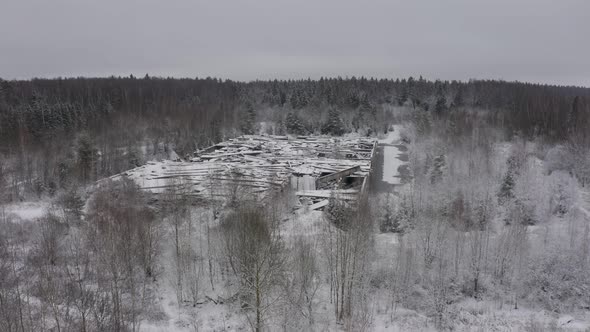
[
  {"left": 77, "top": 133, "right": 98, "bottom": 182},
  {"left": 452, "top": 87, "right": 464, "bottom": 108},
  {"left": 290, "top": 91, "right": 299, "bottom": 109},
  {"left": 321, "top": 108, "right": 345, "bottom": 136},
  {"left": 240, "top": 102, "right": 256, "bottom": 134},
  {"left": 430, "top": 154, "right": 446, "bottom": 184},
  {"left": 498, "top": 171, "right": 515, "bottom": 205},
  {"left": 285, "top": 112, "right": 306, "bottom": 135},
  {"left": 566, "top": 96, "right": 580, "bottom": 136},
  {"left": 398, "top": 83, "right": 409, "bottom": 106},
  {"left": 434, "top": 84, "right": 447, "bottom": 116}
]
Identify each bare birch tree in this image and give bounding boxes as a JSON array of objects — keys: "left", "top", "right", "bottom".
[
  {"left": 323, "top": 198, "right": 374, "bottom": 325},
  {"left": 221, "top": 204, "right": 286, "bottom": 332}
]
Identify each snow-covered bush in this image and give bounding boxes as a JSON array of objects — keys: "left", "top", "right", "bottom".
[
  {"left": 380, "top": 194, "right": 412, "bottom": 233},
  {"left": 56, "top": 188, "right": 85, "bottom": 223},
  {"left": 547, "top": 171, "right": 578, "bottom": 217},
  {"left": 324, "top": 193, "right": 353, "bottom": 230},
  {"left": 523, "top": 250, "right": 590, "bottom": 313},
  {"left": 512, "top": 157, "right": 551, "bottom": 225},
  {"left": 544, "top": 145, "right": 573, "bottom": 175},
  {"left": 398, "top": 124, "right": 416, "bottom": 144}
]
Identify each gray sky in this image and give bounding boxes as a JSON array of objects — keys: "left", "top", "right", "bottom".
[{"left": 1, "top": 0, "right": 589, "bottom": 86}]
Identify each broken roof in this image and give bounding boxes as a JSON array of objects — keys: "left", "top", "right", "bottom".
[{"left": 111, "top": 134, "right": 377, "bottom": 205}]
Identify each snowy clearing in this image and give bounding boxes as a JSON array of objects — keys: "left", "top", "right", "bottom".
[{"left": 1, "top": 201, "right": 50, "bottom": 221}]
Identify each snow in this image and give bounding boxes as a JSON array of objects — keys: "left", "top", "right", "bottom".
[
  {"left": 281, "top": 209, "right": 326, "bottom": 239},
  {"left": 114, "top": 134, "right": 376, "bottom": 202},
  {"left": 139, "top": 281, "right": 244, "bottom": 332},
  {"left": 558, "top": 315, "right": 590, "bottom": 329},
  {"left": 378, "top": 126, "right": 401, "bottom": 144},
  {"left": 134, "top": 137, "right": 590, "bottom": 331},
  {"left": 381, "top": 125, "right": 407, "bottom": 185},
  {"left": 1, "top": 201, "right": 49, "bottom": 221},
  {"left": 382, "top": 146, "right": 405, "bottom": 185},
  {"left": 138, "top": 206, "right": 246, "bottom": 332},
  {"left": 579, "top": 189, "right": 590, "bottom": 220},
  {"left": 3, "top": 129, "right": 584, "bottom": 332}
]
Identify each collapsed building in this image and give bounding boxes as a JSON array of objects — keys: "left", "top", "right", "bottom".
[{"left": 112, "top": 135, "right": 377, "bottom": 210}]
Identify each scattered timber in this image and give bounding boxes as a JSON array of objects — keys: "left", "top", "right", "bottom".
[{"left": 113, "top": 134, "right": 377, "bottom": 207}]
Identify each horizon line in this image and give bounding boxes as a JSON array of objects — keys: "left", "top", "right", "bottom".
[{"left": 1, "top": 74, "right": 589, "bottom": 90}]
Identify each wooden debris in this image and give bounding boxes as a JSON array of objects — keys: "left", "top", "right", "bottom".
[
  {"left": 118, "top": 134, "right": 377, "bottom": 205},
  {"left": 296, "top": 190, "right": 359, "bottom": 200},
  {"left": 200, "top": 151, "right": 263, "bottom": 159},
  {"left": 309, "top": 199, "right": 329, "bottom": 210},
  {"left": 316, "top": 166, "right": 361, "bottom": 189}
]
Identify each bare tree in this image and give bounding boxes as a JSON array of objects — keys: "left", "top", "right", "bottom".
[
  {"left": 56, "top": 188, "right": 85, "bottom": 224},
  {"left": 221, "top": 204, "right": 286, "bottom": 332},
  {"left": 30, "top": 213, "right": 72, "bottom": 332},
  {"left": 86, "top": 178, "right": 159, "bottom": 331},
  {"left": 323, "top": 198, "right": 374, "bottom": 325},
  {"left": 63, "top": 229, "right": 95, "bottom": 332},
  {"left": 467, "top": 198, "right": 492, "bottom": 297},
  {"left": 0, "top": 216, "right": 36, "bottom": 332},
  {"left": 163, "top": 178, "right": 191, "bottom": 305},
  {"left": 283, "top": 237, "right": 321, "bottom": 328}
]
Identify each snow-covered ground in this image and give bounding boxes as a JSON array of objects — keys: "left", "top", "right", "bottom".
[
  {"left": 379, "top": 125, "right": 407, "bottom": 186},
  {"left": 3, "top": 127, "right": 589, "bottom": 332},
  {"left": 382, "top": 146, "right": 405, "bottom": 185},
  {"left": 378, "top": 126, "right": 401, "bottom": 144},
  {"left": 1, "top": 201, "right": 50, "bottom": 221}
]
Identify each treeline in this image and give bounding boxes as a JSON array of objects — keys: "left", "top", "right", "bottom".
[
  {"left": 1, "top": 76, "right": 589, "bottom": 144},
  {"left": 0, "top": 76, "right": 240, "bottom": 152},
  {"left": 0, "top": 76, "right": 589, "bottom": 200}
]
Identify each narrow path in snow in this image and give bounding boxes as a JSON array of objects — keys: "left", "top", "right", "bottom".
[{"left": 370, "top": 125, "right": 410, "bottom": 194}]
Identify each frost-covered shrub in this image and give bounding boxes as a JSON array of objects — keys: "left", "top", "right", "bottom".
[
  {"left": 547, "top": 171, "right": 578, "bottom": 217},
  {"left": 369, "top": 267, "right": 390, "bottom": 289},
  {"left": 56, "top": 188, "right": 85, "bottom": 223},
  {"left": 324, "top": 194, "right": 352, "bottom": 230},
  {"left": 498, "top": 171, "right": 515, "bottom": 205},
  {"left": 544, "top": 145, "right": 573, "bottom": 175},
  {"left": 430, "top": 154, "right": 446, "bottom": 184},
  {"left": 511, "top": 157, "right": 551, "bottom": 224},
  {"left": 399, "top": 124, "right": 415, "bottom": 144},
  {"left": 523, "top": 251, "right": 590, "bottom": 313},
  {"left": 380, "top": 194, "right": 412, "bottom": 233},
  {"left": 524, "top": 316, "right": 559, "bottom": 332},
  {"left": 505, "top": 199, "right": 537, "bottom": 225}
]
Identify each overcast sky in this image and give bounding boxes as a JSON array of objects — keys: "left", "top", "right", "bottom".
[{"left": 1, "top": 0, "right": 589, "bottom": 86}]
